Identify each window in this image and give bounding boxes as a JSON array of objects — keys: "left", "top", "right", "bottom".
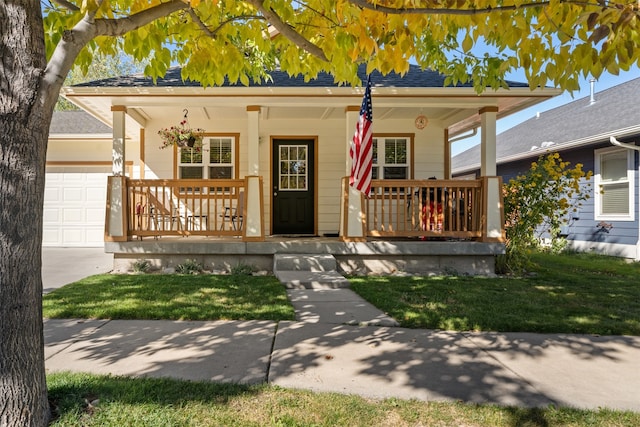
[
  {"left": 178, "top": 135, "right": 237, "bottom": 180},
  {"left": 594, "top": 147, "right": 634, "bottom": 220},
  {"left": 371, "top": 137, "right": 411, "bottom": 179}
]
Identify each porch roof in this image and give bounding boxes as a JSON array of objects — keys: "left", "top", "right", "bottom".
[{"left": 62, "top": 64, "right": 560, "bottom": 139}]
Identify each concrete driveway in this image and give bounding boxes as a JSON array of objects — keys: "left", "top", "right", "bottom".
[{"left": 42, "top": 247, "right": 113, "bottom": 293}]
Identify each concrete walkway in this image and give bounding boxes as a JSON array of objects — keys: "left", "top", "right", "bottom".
[
  {"left": 42, "top": 251, "right": 640, "bottom": 412},
  {"left": 44, "top": 291, "right": 640, "bottom": 412},
  {"left": 42, "top": 247, "right": 113, "bottom": 294}
]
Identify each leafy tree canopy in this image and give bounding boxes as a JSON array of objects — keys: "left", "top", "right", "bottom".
[
  {"left": 55, "top": 53, "right": 144, "bottom": 110},
  {"left": 42, "top": 0, "right": 640, "bottom": 93}
]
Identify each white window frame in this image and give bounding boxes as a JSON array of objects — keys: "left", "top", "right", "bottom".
[
  {"left": 594, "top": 146, "right": 635, "bottom": 221},
  {"left": 372, "top": 136, "right": 412, "bottom": 180},
  {"left": 178, "top": 135, "right": 237, "bottom": 181}
]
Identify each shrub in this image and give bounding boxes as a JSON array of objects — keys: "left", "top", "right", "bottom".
[
  {"left": 131, "top": 259, "right": 151, "bottom": 273},
  {"left": 176, "top": 259, "right": 203, "bottom": 275},
  {"left": 502, "top": 152, "right": 591, "bottom": 274},
  {"left": 231, "top": 263, "right": 254, "bottom": 276}
]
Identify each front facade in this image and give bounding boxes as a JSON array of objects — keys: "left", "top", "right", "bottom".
[
  {"left": 57, "top": 66, "right": 558, "bottom": 273},
  {"left": 453, "top": 78, "right": 640, "bottom": 260}
]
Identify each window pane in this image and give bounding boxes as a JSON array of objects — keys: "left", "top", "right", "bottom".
[
  {"left": 383, "top": 166, "right": 407, "bottom": 179},
  {"left": 280, "top": 176, "right": 289, "bottom": 189},
  {"left": 601, "top": 182, "right": 629, "bottom": 215},
  {"left": 298, "top": 176, "right": 307, "bottom": 189},
  {"left": 180, "top": 148, "right": 202, "bottom": 164},
  {"left": 383, "top": 138, "right": 407, "bottom": 164},
  {"left": 180, "top": 166, "right": 203, "bottom": 179},
  {"left": 385, "top": 140, "right": 396, "bottom": 163},
  {"left": 372, "top": 139, "right": 378, "bottom": 164},
  {"left": 601, "top": 151, "right": 627, "bottom": 182},
  {"left": 209, "top": 166, "right": 232, "bottom": 179},
  {"left": 371, "top": 167, "right": 379, "bottom": 179},
  {"left": 209, "top": 138, "right": 232, "bottom": 164}
]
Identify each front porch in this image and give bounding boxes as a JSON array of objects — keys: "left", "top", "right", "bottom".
[
  {"left": 105, "top": 176, "right": 504, "bottom": 275},
  {"left": 106, "top": 176, "right": 503, "bottom": 242}
]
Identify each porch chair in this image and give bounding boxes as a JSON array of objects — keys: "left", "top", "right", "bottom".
[{"left": 220, "top": 191, "right": 244, "bottom": 230}]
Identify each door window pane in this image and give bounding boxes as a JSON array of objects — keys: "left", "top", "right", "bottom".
[{"left": 279, "top": 144, "right": 308, "bottom": 191}]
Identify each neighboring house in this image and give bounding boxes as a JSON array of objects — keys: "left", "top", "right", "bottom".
[
  {"left": 452, "top": 78, "right": 640, "bottom": 260},
  {"left": 55, "top": 65, "right": 558, "bottom": 274}
]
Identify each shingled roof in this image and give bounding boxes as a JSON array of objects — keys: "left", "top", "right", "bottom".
[
  {"left": 452, "top": 77, "right": 640, "bottom": 173},
  {"left": 49, "top": 110, "right": 112, "bottom": 135},
  {"left": 73, "top": 63, "right": 530, "bottom": 89}
]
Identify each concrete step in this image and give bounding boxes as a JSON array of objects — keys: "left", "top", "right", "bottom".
[
  {"left": 274, "top": 270, "right": 350, "bottom": 289},
  {"left": 273, "top": 254, "right": 337, "bottom": 272}
]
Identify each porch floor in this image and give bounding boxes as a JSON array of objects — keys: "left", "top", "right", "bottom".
[{"left": 106, "top": 237, "right": 504, "bottom": 276}]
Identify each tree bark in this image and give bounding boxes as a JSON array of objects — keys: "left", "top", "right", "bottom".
[{"left": 0, "top": 2, "right": 51, "bottom": 426}]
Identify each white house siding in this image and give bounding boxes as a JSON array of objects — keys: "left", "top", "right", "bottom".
[{"left": 44, "top": 138, "right": 140, "bottom": 247}]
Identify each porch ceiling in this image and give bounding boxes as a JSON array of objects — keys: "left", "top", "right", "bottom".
[{"left": 62, "top": 86, "right": 560, "bottom": 138}]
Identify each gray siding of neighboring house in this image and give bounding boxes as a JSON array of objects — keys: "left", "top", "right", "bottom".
[
  {"left": 566, "top": 147, "right": 639, "bottom": 253},
  {"left": 486, "top": 143, "right": 639, "bottom": 253}
]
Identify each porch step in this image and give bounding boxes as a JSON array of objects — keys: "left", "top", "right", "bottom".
[
  {"left": 273, "top": 254, "right": 350, "bottom": 289},
  {"left": 274, "top": 270, "right": 350, "bottom": 289},
  {"left": 273, "top": 254, "right": 337, "bottom": 272}
]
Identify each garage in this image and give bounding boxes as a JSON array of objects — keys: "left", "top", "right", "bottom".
[{"left": 43, "top": 166, "right": 111, "bottom": 247}]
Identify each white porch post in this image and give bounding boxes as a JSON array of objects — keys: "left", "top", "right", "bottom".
[
  {"left": 480, "top": 106, "right": 497, "bottom": 177},
  {"left": 107, "top": 106, "right": 127, "bottom": 241},
  {"left": 112, "top": 106, "right": 126, "bottom": 176},
  {"left": 479, "top": 106, "right": 504, "bottom": 242},
  {"left": 340, "top": 106, "right": 366, "bottom": 240},
  {"left": 244, "top": 106, "right": 264, "bottom": 240}
]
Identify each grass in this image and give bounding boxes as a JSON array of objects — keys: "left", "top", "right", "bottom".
[
  {"left": 42, "top": 274, "right": 295, "bottom": 321},
  {"left": 350, "top": 251, "right": 640, "bottom": 335},
  {"left": 43, "top": 252, "right": 640, "bottom": 424},
  {"left": 48, "top": 372, "right": 640, "bottom": 426}
]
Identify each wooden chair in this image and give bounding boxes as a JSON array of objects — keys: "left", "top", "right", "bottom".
[{"left": 220, "top": 191, "right": 244, "bottom": 230}]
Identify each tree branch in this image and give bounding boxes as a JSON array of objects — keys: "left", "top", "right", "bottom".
[
  {"left": 187, "top": 9, "right": 266, "bottom": 38},
  {"left": 92, "top": 0, "right": 188, "bottom": 37},
  {"left": 348, "top": 0, "right": 554, "bottom": 15},
  {"left": 49, "top": 0, "right": 80, "bottom": 12},
  {"left": 42, "top": 0, "right": 188, "bottom": 111},
  {"left": 245, "top": 0, "right": 328, "bottom": 62}
]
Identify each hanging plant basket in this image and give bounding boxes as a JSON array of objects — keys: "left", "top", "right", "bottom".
[{"left": 158, "top": 111, "right": 205, "bottom": 150}]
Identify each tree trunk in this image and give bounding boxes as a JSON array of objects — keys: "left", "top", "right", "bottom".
[{"left": 0, "top": 2, "right": 52, "bottom": 426}]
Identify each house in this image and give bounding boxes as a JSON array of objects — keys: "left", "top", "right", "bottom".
[
  {"left": 452, "top": 78, "right": 640, "bottom": 260},
  {"left": 57, "top": 65, "right": 559, "bottom": 274},
  {"left": 45, "top": 111, "right": 116, "bottom": 247}
]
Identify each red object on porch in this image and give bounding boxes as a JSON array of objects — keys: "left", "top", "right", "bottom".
[{"left": 422, "top": 202, "right": 443, "bottom": 232}]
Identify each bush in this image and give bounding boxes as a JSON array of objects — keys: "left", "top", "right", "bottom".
[
  {"left": 131, "top": 259, "right": 151, "bottom": 273},
  {"left": 502, "top": 152, "right": 591, "bottom": 274},
  {"left": 231, "top": 263, "right": 254, "bottom": 276},
  {"left": 175, "top": 259, "right": 203, "bottom": 275}
]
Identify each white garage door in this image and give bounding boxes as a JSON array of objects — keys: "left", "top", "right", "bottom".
[{"left": 43, "top": 166, "right": 111, "bottom": 247}]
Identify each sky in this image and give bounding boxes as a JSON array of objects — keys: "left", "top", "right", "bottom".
[{"left": 450, "top": 66, "right": 640, "bottom": 156}]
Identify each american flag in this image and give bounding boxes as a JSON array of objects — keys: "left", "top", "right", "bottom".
[{"left": 349, "top": 76, "right": 373, "bottom": 197}]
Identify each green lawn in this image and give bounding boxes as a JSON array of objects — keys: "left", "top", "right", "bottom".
[
  {"left": 350, "top": 251, "right": 640, "bottom": 335},
  {"left": 42, "top": 274, "right": 295, "bottom": 321},
  {"left": 48, "top": 372, "right": 640, "bottom": 427},
  {"left": 43, "top": 252, "right": 640, "bottom": 425}
]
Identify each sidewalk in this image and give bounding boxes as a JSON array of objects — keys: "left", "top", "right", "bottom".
[{"left": 44, "top": 288, "right": 640, "bottom": 412}]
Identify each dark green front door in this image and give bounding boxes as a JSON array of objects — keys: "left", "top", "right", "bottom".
[{"left": 272, "top": 139, "right": 315, "bottom": 235}]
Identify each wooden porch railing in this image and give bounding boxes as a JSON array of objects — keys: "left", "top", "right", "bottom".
[
  {"left": 126, "top": 179, "right": 247, "bottom": 239},
  {"left": 365, "top": 179, "right": 483, "bottom": 239}
]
